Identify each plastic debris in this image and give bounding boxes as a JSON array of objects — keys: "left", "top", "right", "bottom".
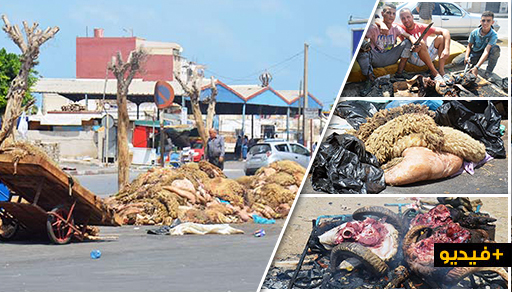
[
  {"left": 311, "top": 133, "right": 385, "bottom": 194},
  {"left": 90, "top": 250, "right": 101, "bottom": 259},
  {"left": 253, "top": 215, "right": 276, "bottom": 224},
  {"left": 168, "top": 222, "right": 244, "bottom": 236},
  {"left": 253, "top": 229, "right": 266, "bottom": 237},
  {"left": 435, "top": 101, "right": 506, "bottom": 158}
]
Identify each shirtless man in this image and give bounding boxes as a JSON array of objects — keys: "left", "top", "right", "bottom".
[{"left": 398, "top": 8, "right": 452, "bottom": 85}]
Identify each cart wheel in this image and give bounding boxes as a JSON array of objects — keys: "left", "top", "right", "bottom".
[
  {"left": 0, "top": 214, "right": 19, "bottom": 241},
  {"left": 47, "top": 206, "right": 74, "bottom": 244}
]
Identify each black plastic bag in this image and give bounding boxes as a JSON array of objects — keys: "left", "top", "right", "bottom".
[
  {"left": 311, "top": 133, "right": 385, "bottom": 194},
  {"left": 435, "top": 101, "right": 506, "bottom": 158},
  {"left": 334, "top": 101, "right": 384, "bottom": 130}
]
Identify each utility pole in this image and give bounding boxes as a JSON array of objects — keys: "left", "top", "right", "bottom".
[
  {"left": 303, "top": 43, "right": 309, "bottom": 148},
  {"left": 297, "top": 80, "right": 302, "bottom": 143}
]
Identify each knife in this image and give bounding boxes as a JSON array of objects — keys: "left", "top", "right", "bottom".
[{"left": 410, "top": 22, "right": 434, "bottom": 51}]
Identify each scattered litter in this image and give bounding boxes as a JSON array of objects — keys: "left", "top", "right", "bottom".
[
  {"left": 169, "top": 222, "right": 244, "bottom": 236},
  {"left": 253, "top": 229, "right": 266, "bottom": 237},
  {"left": 90, "top": 250, "right": 101, "bottom": 259},
  {"left": 147, "top": 219, "right": 183, "bottom": 235},
  {"left": 311, "top": 133, "right": 385, "bottom": 194},
  {"left": 435, "top": 101, "right": 506, "bottom": 158},
  {"left": 253, "top": 215, "right": 276, "bottom": 224}
]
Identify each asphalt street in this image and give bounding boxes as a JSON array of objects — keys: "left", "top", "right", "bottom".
[
  {"left": 1, "top": 160, "right": 278, "bottom": 292},
  {"left": 75, "top": 161, "right": 246, "bottom": 198}
]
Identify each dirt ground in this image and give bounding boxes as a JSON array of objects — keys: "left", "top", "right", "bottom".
[{"left": 271, "top": 196, "right": 508, "bottom": 262}]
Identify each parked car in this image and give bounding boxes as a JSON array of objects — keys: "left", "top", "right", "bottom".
[
  {"left": 396, "top": 2, "right": 500, "bottom": 37},
  {"left": 244, "top": 140, "right": 311, "bottom": 175},
  {"left": 191, "top": 140, "right": 204, "bottom": 162}
]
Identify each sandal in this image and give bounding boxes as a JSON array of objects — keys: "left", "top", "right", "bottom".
[
  {"left": 434, "top": 74, "right": 446, "bottom": 87},
  {"left": 442, "top": 74, "right": 453, "bottom": 86}
]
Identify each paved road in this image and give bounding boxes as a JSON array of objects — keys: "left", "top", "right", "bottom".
[
  {"left": 74, "top": 160, "right": 246, "bottom": 198},
  {"left": 1, "top": 160, "right": 279, "bottom": 292}
]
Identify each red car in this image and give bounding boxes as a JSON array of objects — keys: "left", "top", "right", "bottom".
[{"left": 191, "top": 140, "right": 204, "bottom": 162}]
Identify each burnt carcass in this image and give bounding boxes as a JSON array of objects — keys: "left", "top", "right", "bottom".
[
  {"left": 403, "top": 204, "right": 508, "bottom": 288},
  {"left": 318, "top": 206, "right": 403, "bottom": 277}
]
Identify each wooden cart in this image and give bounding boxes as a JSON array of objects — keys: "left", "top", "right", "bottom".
[{"left": 0, "top": 152, "right": 121, "bottom": 244}]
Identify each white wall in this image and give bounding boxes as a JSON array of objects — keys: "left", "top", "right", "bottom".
[{"left": 26, "top": 130, "right": 98, "bottom": 158}]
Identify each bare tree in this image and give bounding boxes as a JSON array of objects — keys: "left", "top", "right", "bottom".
[
  {"left": 0, "top": 15, "right": 59, "bottom": 147},
  {"left": 204, "top": 76, "right": 218, "bottom": 131},
  {"left": 174, "top": 69, "right": 217, "bottom": 146},
  {"left": 108, "top": 49, "right": 147, "bottom": 188}
]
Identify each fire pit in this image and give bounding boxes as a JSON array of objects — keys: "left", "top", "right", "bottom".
[{"left": 263, "top": 200, "right": 508, "bottom": 289}]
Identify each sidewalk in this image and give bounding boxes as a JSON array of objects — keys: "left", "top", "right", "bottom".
[{"left": 60, "top": 158, "right": 150, "bottom": 176}]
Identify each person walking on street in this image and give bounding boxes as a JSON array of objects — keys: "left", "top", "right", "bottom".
[
  {"left": 416, "top": 2, "right": 435, "bottom": 24},
  {"left": 206, "top": 128, "right": 225, "bottom": 170},
  {"left": 235, "top": 135, "right": 242, "bottom": 160},
  {"left": 242, "top": 135, "right": 248, "bottom": 160}
]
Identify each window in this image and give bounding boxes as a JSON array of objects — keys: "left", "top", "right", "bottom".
[
  {"left": 441, "top": 3, "right": 462, "bottom": 16},
  {"left": 290, "top": 144, "right": 310, "bottom": 156},
  {"left": 412, "top": 4, "right": 419, "bottom": 14},
  {"left": 433, "top": 3, "right": 442, "bottom": 15},
  {"left": 275, "top": 144, "right": 289, "bottom": 152},
  {"left": 249, "top": 144, "right": 271, "bottom": 155}
]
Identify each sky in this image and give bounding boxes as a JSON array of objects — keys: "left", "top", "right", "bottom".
[{"left": 1, "top": 0, "right": 377, "bottom": 109}]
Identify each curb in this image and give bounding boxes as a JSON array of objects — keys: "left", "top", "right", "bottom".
[
  {"left": 64, "top": 167, "right": 149, "bottom": 176},
  {"left": 65, "top": 168, "right": 118, "bottom": 176}
]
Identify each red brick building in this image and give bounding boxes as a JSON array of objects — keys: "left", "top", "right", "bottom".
[{"left": 76, "top": 28, "right": 182, "bottom": 81}]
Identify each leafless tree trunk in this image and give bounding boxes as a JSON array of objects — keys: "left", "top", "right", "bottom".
[
  {"left": 174, "top": 70, "right": 217, "bottom": 146},
  {"left": 108, "top": 49, "right": 147, "bottom": 189},
  {"left": 205, "top": 76, "right": 218, "bottom": 131},
  {"left": 0, "top": 15, "right": 59, "bottom": 148}
]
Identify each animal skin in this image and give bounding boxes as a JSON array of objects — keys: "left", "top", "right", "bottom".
[
  {"left": 439, "top": 127, "right": 486, "bottom": 162},
  {"left": 385, "top": 147, "right": 463, "bottom": 186},
  {"left": 365, "top": 114, "right": 444, "bottom": 164}
]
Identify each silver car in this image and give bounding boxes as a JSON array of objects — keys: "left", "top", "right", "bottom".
[
  {"left": 396, "top": 2, "right": 500, "bottom": 37},
  {"left": 244, "top": 140, "right": 311, "bottom": 175}
]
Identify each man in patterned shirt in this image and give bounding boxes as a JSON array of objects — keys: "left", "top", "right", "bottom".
[{"left": 356, "top": 4, "right": 413, "bottom": 95}]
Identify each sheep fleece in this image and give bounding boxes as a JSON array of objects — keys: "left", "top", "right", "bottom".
[{"left": 365, "top": 114, "right": 444, "bottom": 164}]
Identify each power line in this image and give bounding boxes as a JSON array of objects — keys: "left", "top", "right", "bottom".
[
  {"left": 187, "top": 49, "right": 304, "bottom": 82},
  {"left": 309, "top": 46, "right": 349, "bottom": 65}
]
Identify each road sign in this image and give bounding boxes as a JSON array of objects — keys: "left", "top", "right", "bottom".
[
  {"left": 101, "top": 114, "right": 115, "bottom": 129},
  {"left": 304, "top": 108, "right": 318, "bottom": 119},
  {"left": 154, "top": 81, "right": 175, "bottom": 109}
]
